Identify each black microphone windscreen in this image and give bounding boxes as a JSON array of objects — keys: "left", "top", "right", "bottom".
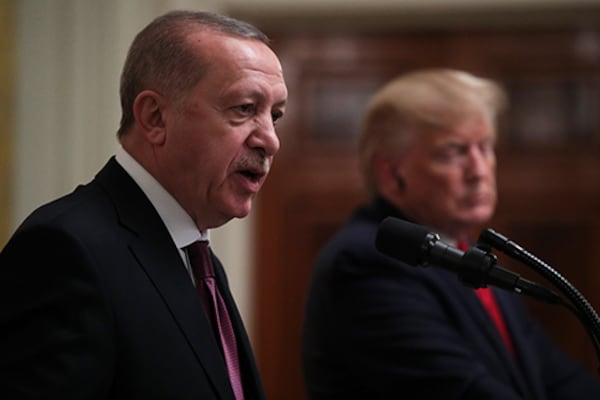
[{"left": 375, "top": 217, "right": 430, "bottom": 266}]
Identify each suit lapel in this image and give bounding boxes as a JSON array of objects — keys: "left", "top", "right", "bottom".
[
  {"left": 465, "top": 288, "right": 513, "bottom": 362},
  {"left": 95, "top": 158, "right": 236, "bottom": 399},
  {"left": 493, "top": 291, "right": 541, "bottom": 400},
  {"left": 466, "top": 287, "right": 536, "bottom": 398}
]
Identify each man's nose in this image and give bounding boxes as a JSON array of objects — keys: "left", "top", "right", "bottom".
[
  {"left": 466, "top": 146, "right": 494, "bottom": 178},
  {"left": 248, "top": 114, "right": 280, "bottom": 156}
]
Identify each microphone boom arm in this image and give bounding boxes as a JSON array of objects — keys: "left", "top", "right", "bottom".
[{"left": 478, "top": 228, "right": 600, "bottom": 373}]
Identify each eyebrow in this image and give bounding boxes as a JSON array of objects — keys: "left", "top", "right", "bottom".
[{"left": 273, "top": 98, "right": 287, "bottom": 109}]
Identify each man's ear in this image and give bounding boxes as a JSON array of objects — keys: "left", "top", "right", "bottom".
[
  {"left": 132, "top": 90, "right": 167, "bottom": 145},
  {"left": 373, "top": 156, "right": 406, "bottom": 200}
]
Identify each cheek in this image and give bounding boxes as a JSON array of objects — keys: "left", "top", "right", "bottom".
[
  {"left": 406, "top": 177, "right": 448, "bottom": 206},
  {"left": 421, "top": 167, "right": 460, "bottom": 191}
]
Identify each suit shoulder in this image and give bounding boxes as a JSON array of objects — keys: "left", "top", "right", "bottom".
[{"left": 8, "top": 181, "right": 119, "bottom": 246}]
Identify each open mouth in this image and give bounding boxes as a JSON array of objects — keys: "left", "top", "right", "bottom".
[{"left": 240, "top": 169, "right": 264, "bottom": 183}]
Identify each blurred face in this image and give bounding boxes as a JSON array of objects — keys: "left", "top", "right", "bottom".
[
  {"left": 158, "top": 32, "right": 287, "bottom": 229},
  {"left": 395, "top": 116, "right": 497, "bottom": 238}
]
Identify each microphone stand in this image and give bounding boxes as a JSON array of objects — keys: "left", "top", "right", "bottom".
[{"left": 478, "top": 228, "right": 600, "bottom": 374}]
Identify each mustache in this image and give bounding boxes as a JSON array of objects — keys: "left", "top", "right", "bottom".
[{"left": 236, "top": 151, "right": 271, "bottom": 174}]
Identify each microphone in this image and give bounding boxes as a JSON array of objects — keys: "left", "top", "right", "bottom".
[{"left": 375, "top": 217, "right": 565, "bottom": 305}]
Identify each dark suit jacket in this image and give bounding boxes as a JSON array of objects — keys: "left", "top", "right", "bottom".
[
  {"left": 0, "top": 158, "right": 265, "bottom": 399},
  {"left": 301, "top": 197, "right": 600, "bottom": 399}
]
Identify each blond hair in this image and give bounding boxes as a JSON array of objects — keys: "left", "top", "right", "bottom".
[{"left": 358, "top": 68, "right": 507, "bottom": 193}]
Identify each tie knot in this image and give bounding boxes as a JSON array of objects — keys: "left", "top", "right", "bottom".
[{"left": 187, "top": 240, "right": 214, "bottom": 279}]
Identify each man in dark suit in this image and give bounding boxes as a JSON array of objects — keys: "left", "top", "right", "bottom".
[
  {"left": 0, "top": 10, "right": 287, "bottom": 399},
  {"left": 301, "top": 69, "right": 600, "bottom": 399}
]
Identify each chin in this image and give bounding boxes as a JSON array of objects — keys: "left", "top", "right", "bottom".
[
  {"left": 470, "top": 209, "right": 494, "bottom": 225},
  {"left": 228, "top": 201, "right": 253, "bottom": 219},
  {"left": 218, "top": 191, "right": 255, "bottom": 219}
]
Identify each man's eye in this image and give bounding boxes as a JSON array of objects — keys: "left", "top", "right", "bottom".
[
  {"left": 236, "top": 104, "right": 255, "bottom": 114},
  {"left": 440, "top": 146, "right": 463, "bottom": 158},
  {"left": 272, "top": 110, "right": 284, "bottom": 124},
  {"left": 434, "top": 146, "right": 467, "bottom": 164}
]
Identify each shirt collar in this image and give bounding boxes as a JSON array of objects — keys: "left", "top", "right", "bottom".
[{"left": 115, "top": 146, "right": 208, "bottom": 249}]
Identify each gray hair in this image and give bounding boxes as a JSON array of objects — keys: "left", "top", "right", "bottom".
[
  {"left": 358, "top": 68, "right": 507, "bottom": 193},
  {"left": 117, "top": 10, "right": 270, "bottom": 138}
]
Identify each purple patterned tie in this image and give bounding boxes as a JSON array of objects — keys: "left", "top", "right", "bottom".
[{"left": 187, "top": 241, "right": 244, "bottom": 400}]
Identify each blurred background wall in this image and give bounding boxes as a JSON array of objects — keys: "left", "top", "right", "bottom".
[{"left": 1, "top": 1, "right": 599, "bottom": 399}]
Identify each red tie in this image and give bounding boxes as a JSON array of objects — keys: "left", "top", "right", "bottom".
[
  {"left": 457, "top": 241, "right": 515, "bottom": 357},
  {"left": 187, "top": 241, "right": 245, "bottom": 400}
]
